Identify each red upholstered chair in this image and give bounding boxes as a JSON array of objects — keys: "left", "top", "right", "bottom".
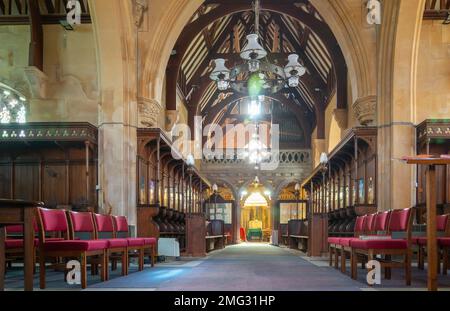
[
  {"left": 92, "top": 213, "right": 128, "bottom": 278},
  {"left": 350, "top": 208, "right": 413, "bottom": 285},
  {"left": 328, "top": 215, "right": 367, "bottom": 271},
  {"left": 112, "top": 216, "right": 146, "bottom": 271},
  {"left": 5, "top": 222, "right": 39, "bottom": 272},
  {"left": 36, "top": 208, "right": 108, "bottom": 289},
  {"left": 414, "top": 214, "right": 449, "bottom": 271}
]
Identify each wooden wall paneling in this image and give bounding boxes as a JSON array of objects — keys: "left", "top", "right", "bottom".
[
  {"left": 0, "top": 161, "right": 11, "bottom": 199},
  {"left": 42, "top": 162, "right": 67, "bottom": 206},
  {"left": 14, "top": 161, "right": 39, "bottom": 201},
  {"left": 69, "top": 162, "right": 86, "bottom": 206}
]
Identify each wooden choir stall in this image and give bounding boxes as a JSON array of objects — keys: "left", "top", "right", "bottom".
[
  {"left": 0, "top": 122, "right": 98, "bottom": 291},
  {"left": 0, "top": 122, "right": 98, "bottom": 210},
  {"left": 136, "top": 129, "right": 210, "bottom": 257},
  {"left": 302, "top": 127, "right": 377, "bottom": 257}
]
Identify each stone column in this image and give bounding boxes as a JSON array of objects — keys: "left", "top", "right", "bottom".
[
  {"left": 90, "top": 0, "right": 138, "bottom": 228},
  {"left": 376, "top": 0, "right": 425, "bottom": 211}
]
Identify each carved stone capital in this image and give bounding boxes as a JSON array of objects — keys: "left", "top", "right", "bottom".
[
  {"left": 352, "top": 95, "right": 376, "bottom": 126},
  {"left": 165, "top": 110, "right": 179, "bottom": 132},
  {"left": 134, "top": 0, "right": 148, "bottom": 27},
  {"left": 333, "top": 108, "right": 348, "bottom": 130},
  {"left": 23, "top": 66, "right": 48, "bottom": 99},
  {"left": 138, "top": 97, "right": 161, "bottom": 128}
]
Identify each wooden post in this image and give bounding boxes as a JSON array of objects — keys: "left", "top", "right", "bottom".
[
  {"left": 85, "top": 141, "right": 90, "bottom": 205},
  {"left": 156, "top": 138, "right": 161, "bottom": 205},
  {"left": 27, "top": 0, "right": 43, "bottom": 70},
  {"left": 426, "top": 165, "right": 437, "bottom": 291},
  {"left": 0, "top": 226, "right": 5, "bottom": 291}
]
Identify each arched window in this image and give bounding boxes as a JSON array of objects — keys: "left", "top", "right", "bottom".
[{"left": 0, "top": 83, "right": 27, "bottom": 124}]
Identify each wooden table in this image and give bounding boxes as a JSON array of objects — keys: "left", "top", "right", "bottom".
[
  {"left": 0, "top": 199, "right": 43, "bottom": 291},
  {"left": 404, "top": 157, "right": 450, "bottom": 291}
]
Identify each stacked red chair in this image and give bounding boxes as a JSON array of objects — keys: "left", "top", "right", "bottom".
[
  {"left": 69, "top": 212, "right": 129, "bottom": 280},
  {"left": 350, "top": 208, "right": 413, "bottom": 286},
  {"left": 113, "top": 216, "right": 157, "bottom": 269},
  {"left": 36, "top": 208, "right": 108, "bottom": 289}
]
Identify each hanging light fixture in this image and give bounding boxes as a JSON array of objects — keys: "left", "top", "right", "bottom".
[
  {"left": 209, "top": 0, "right": 306, "bottom": 96},
  {"left": 284, "top": 54, "right": 306, "bottom": 88},
  {"left": 209, "top": 59, "right": 231, "bottom": 91}
]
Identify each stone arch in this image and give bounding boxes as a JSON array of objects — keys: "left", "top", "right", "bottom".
[
  {"left": 310, "top": 0, "right": 376, "bottom": 107},
  {"left": 273, "top": 178, "right": 300, "bottom": 202},
  {"left": 139, "top": 0, "right": 203, "bottom": 103}
]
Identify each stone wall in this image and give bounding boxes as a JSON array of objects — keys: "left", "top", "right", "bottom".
[{"left": 416, "top": 20, "right": 450, "bottom": 123}]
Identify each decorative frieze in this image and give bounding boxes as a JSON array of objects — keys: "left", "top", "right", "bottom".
[
  {"left": 0, "top": 122, "right": 97, "bottom": 143},
  {"left": 417, "top": 119, "right": 450, "bottom": 147}
]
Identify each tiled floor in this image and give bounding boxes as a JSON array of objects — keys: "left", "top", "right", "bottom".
[{"left": 4, "top": 243, "right": 450, "bottom": 291}]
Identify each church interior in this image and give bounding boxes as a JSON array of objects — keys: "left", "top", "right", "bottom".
[{"left": 0, "top": 0, "right": 449, "bottom": 294}]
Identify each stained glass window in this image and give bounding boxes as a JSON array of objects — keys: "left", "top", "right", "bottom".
[{"left": 0, "top": 83, "right": 27, "bottom": 124}]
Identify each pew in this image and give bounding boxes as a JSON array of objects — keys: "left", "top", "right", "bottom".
[
  {"left": 206, "top": 220, "right": 226, "bottom": 252},
  {"left": 287, "top": 219, "right": 309, "bottom": 252}
]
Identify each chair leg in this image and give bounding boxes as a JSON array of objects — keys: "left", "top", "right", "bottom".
[
  {"left": 139, "top": 248, "right": 144, "bottom": 271},
  {"left": 405, "top": 250, "right": 412, "bottom": 286},
  {"left": 437, "top": 248, "right": 441, "bottom": 275},
  {"left": 367, "top": 251, "right": 374, "bottom": 287},
  {"left": 105, "top": 251, "right": 110, "bottom": 281},
  {"left": 351, "top": 249, "right": 357, "bottom": 280},
  {"left": 443, "top": 247, "right": 448, "bottom": 275},
  {"left": 384, "top": 255, "right": 391, "bottom": 280},
  {"left": 100, "top": 251, "right": 106, "bottom": 282},
  {"left": 39, "top": 253, "right": 46, "bottom": 290},
  {"left": 80, "top": 252, "right": 87, "bottom": 289},
  {"left": 341, "top": 248, "right": 346, "bottom": 273},
  {"left": 122, "top": 251, "right": 127, "bottom": 276},
  {"left": 151, "top": 245, "right": 156, "bottom": 268},
  {"left": 334, "top": 247, "right": 339, "bottom": 269},
  {"left": 329, "top": 245, "right": 333, "bottom": 266},
  {"left": 418, "top": 246, "right": 424, "bottom": 270}
]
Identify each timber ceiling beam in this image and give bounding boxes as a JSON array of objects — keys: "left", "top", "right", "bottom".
[{"left": 27, "top": 0, "right": 43, "bottom": 71}]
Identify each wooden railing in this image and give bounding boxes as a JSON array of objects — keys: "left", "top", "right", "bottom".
[
  {"left": 424, "top": 0, "right": 450, "bottom": 20},
  {"left": 0, "top": 0, "right": 91, "bottom": 24}
]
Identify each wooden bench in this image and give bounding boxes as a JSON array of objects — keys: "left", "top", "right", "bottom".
[
  {"left": 205, "top": 220, "right": 226, "bottom": 252},
  {"left": 287, "top": 220, "right": 309, "bottom": 252},
  {"left": 205, "top": 235, "right": 225, "bottom": 252}
]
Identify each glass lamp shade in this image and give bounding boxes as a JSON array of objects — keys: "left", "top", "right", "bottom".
[
  {"left": 288, "top": 76, "right": 300, "bottom": 88},
  {"left": 217, "top": 79, "right": 229, "bottom": 91},
  {"left": 284, "top": 54, "right": 306, "bottom": 78},
  {"left": 212, "top": 184, "right": 219, "bottom": 192},
  {"left": 295, "top": 183, "right": 301, "bottom": 191},
  {"left": 240, "top": 34, "right": 267, "bottom": 61},
  {"left": 210, "top": 59, "right": 230, "bottom": 81},
  {"left": 248, "top": 59, "right": 260, "bottom": 73},
  {"left": 186, "top": 154, "right": 195, "bottom": 167},
  {"left": 320, "top": 152, "right": 329, "bottom": 165}
]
